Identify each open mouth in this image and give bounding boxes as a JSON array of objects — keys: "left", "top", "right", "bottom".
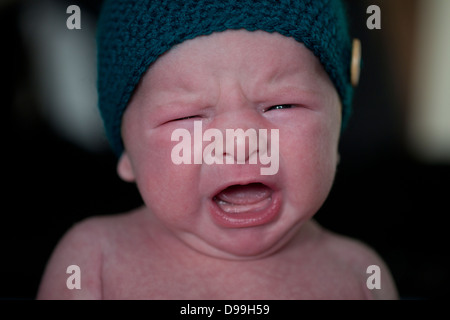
[
  {"left": 210, "top": 183, "right": 281, "bottom": 228},
  {"left": 213, "top": 183, "right": 272, "bottom": 213}
]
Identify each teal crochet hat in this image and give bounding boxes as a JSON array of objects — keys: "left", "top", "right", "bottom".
[{"left": 97, "top": 0, "right": 355, "bottom": 156}]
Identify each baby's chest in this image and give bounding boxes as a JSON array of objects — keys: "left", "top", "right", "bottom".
[{"left": 101, "top": 257, "right": 368, "bottom": 299}]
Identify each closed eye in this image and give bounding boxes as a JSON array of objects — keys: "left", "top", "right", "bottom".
[
  {"left": 266, "top": 104, "right": 296, "bottom": 112},
  {"left": 172, "top": 115, "right": 200, "bottom": 121}
]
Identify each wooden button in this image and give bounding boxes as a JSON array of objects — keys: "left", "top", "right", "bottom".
[{"left": 351, "top": 38, "right": 361, "bottom": 87}]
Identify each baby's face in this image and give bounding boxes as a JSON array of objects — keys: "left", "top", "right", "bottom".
[{"left": 119, "top": 30, "right": 341, "bottom": 259}]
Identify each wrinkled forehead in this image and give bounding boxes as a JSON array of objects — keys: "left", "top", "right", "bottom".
[{"left": 139, "top": 30, "right": 334, "bottom": 98}]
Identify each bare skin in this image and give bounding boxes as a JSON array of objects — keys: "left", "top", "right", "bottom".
[
  {"left": 38, "top": 210, "right": 397, "bottom": 299},
  {"left": 37, "top": 30, "right": 398, "bottom": 300}
]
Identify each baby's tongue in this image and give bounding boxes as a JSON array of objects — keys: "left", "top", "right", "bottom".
[{"left": 214, "top": 183, "right": 272, "bottom": 213}]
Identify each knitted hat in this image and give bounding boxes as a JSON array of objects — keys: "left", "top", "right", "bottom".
[{"left": 97, "top": 0, "right": 355, "bottom": 156}]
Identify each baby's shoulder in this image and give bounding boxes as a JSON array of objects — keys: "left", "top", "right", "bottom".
[
  {"left": 315, "top": 226, "right": 398, "bottom": 299},
  {"left": 36, "top": 215, "right": 114, "bottom": 299},
  {"left": 320, "top": 228, "right": 380, "bottom": 266},
  {"left": 36, "top": 210, "right": 142, "bottom": 299}
]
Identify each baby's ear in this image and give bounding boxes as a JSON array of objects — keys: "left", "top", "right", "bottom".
[{"left": 117, "top": 152, "right": 136, "bottom": 182}]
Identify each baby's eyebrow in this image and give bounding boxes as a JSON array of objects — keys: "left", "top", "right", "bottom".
[
  {"left": 149, "top": 94, "right": 209, "bottom": 113},
  {"left": 260, "top": 85, "right": 324, "bottom": 107},
  {"left": 251, "top": 68, "right": 327, "bottom": 100},
  {"left": 254, "top": 59, "right": 323, "bottom": 88}
]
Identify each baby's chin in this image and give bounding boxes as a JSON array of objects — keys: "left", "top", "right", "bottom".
[{"left": 176, "top": 216, "right": 305, "bottom": 261}]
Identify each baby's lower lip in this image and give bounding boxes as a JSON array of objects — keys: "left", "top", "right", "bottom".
[{"left": 209, "top": 184, "right": 281, "bottom": 228}]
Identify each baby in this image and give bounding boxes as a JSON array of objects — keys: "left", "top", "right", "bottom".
[{"left": 37, "top": 0, "right": 398, "bottom": 299}]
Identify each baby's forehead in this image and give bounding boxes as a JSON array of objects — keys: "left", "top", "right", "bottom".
[{"left": 143, "top": 30, "right": 331, "bottom": 96}]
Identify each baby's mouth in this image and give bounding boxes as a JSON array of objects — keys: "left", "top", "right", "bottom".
[
  {"left": 213, "top": 183, "right": 272, "bottom": 214},
  {"left": 210, "top": 183, "right": 281, "bottom": 228}
]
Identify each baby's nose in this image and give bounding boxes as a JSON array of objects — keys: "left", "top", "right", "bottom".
[
  {"left": 223, "top": 127, "right": 260, "bottom": 164},
  {"left": 213, "top": 110, "right": 268, "bottom": 165}
]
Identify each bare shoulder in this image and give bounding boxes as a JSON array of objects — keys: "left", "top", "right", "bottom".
[
  {"left": 37, "top": 210, "right": 142, "bottom": 300},
  {"left": 36, "top": 216, "right": 106, "bottom": 299},
  {"left": 318, "top": 225, "right": 399, "bottom": 300}
]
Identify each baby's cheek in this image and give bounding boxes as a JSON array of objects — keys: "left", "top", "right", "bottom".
[
  {"left": 280, "top": 120, "right": 338, "bottom": 202},
  {"left": 122, "top": 109, "right": 202, "bottom": 220},
  {"left": 133, "top": 145, "right": 202, "bottom": 224}
]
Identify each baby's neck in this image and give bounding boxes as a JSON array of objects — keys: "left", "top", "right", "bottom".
[{"left": 139, "top": 208, "right": 323, "bottom": 266}]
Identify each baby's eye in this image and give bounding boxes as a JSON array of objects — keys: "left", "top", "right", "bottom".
[
  {"left": 266, "top": 104, "right": 295, "bottom": 112},
  {"left": 172, "top": 115, "right": 200, "bottom": 122}
]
